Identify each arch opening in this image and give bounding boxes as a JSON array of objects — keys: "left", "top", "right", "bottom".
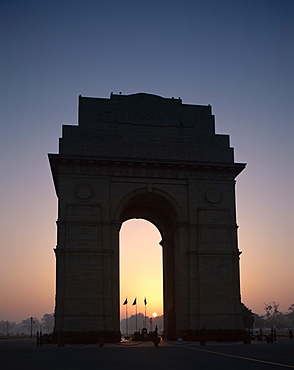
[
  {"left": 118, "top": 191, "right": 180, "bottom": 239},
  {"left": 119, "top": 219, "right": 163, "bottom": 335},
  {"left": 117, "top": 191, "right": 179, "bottom": 338}
]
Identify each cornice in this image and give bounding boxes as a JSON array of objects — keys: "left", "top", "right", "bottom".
[{"left": 49, "top": 154, "right": 246, "bottom": 191}]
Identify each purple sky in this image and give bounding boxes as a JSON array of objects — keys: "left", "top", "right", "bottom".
[{"left": 1, "top": 0, "right": 293, "bottom": 322}]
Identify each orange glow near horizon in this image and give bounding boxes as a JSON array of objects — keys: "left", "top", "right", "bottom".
[{"left": 120, "top": 219, "right": 163, "bottom": 319}]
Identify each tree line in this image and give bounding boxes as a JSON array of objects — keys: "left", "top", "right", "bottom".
[
  {"left": 0, "top": 313, "right": 54, "bottom": 337},
  {"left": 243, "top": 302, "right": 294, "bottom": 329},
  {"left": 1, "top": 302, "right": 293, "bottom": 336}
]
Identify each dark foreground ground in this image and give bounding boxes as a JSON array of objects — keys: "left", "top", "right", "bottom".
[{"left": 1, "top": 337, "right": 293, "bottom": 370}]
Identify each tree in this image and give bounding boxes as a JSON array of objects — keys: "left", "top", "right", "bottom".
[
  {"left": 253, "top": 313, "right": 265, "bottom": 328},
  {"left": 241, "top": 303, "right": 254, "bottom": 329},
  {"left": 263, "top": 302, "right": 280, "bottom": 326},
  {"left": 286, "top": 304, "right": 294, "bottom": 326},
  {"left": 41, "top": 313, "right": 54, "bottom": 333},
  {"left": 0, "top": 321, "right": 16, "bottom": 336},
  {"left": 21, "top": 317, "right": 40, "bottom": 335}
]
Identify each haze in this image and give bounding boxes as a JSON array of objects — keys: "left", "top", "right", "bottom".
[{"left": 0, "top": 0, "right": 293, "bottom": 323}]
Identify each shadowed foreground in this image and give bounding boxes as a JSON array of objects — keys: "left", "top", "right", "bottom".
[{"left": 1, "top": 338, "right": 293, "bottom": 370}]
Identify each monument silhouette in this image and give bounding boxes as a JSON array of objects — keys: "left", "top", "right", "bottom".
[{"left": 49, "top": 92, "right": 246, "bottom": 342}]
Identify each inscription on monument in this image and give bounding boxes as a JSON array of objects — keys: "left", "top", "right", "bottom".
[
  {"left": 101, "top": 108, "right": 197, "bottom": 127},
  {"left": 200, "top": 228, "right": 229, "bottom": 243},
  {"left": 69, "top": 225, "right": 99, "bottom": 241}
]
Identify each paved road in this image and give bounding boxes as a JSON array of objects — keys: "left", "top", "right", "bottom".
[{"left": 1, "top": 338, "right": 293, "bottom": 370}]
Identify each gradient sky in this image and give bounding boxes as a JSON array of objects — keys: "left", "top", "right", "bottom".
[{"left": 1, "top": 0, "right": 293, "bottom": 323}]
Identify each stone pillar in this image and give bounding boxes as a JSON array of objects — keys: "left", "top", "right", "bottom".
[
  {"left": 161, "top": 235, "right": 176, "bottom": 339},
  {"left": 187, "top": 251, "right": 199, "bottom": 329},
  {"left": 173, "top": 223, "right": 190, "bottom": 336}
]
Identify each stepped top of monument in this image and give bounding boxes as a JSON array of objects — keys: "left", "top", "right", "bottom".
[
  {"left": 110, "top": 92, "right": 182, "bottom": 103},
  {"left": 80, "top": 92, "right": 211, "bottom": 114},
  {"left": 49, "top": 93, "right": 246, "bottom": 169}
]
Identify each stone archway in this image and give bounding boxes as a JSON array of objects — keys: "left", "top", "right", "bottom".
[
  {"left": 117, "top": 190, "right": 179, "bottom": 338},
  {"left": 49, "top": 92, "right": 246, "bottom": 341}
]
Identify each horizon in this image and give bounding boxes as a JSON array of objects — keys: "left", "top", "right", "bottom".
[{"left": 1, "top": 0, "right": 293, "bottom": 324}]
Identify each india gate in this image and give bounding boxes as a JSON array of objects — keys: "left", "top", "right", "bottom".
[{"left": 49, "top": 92, "right": 246, "bottom": 341}]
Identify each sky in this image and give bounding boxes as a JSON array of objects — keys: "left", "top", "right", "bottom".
[{"left": 1, "top": 0, "right": 293, "bottom": 323}]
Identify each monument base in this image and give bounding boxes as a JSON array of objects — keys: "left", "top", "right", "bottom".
[
  {"left": 50, "top": 331, "right": 121, "bottom": 344},
  {"left": 163, "top": 329, "right": 245, "bottom": 342}
]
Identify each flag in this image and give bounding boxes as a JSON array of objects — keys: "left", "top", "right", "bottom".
[
  {"left": 144, "top": 297, "right": 147, "bottom": 305},
  {"left": 132, "top": 298, "right": 136, "bottom": 306},
  {"left": 123, "top": 298, "right": 128, "bottom": 305}
]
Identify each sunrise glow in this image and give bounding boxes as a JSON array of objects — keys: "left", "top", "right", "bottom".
[
  {"left": 1, "top": 1, "right": 292, "bottom": 327},
  {"left": 120, "top": 219, "right": 163, "bottom": 319}
]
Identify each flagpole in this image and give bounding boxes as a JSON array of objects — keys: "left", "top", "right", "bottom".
[
  {"left": 136, "top": 298, "right": 137, "bottom": 332},
  {"left": 123, "top": 297, "right": 128, "bottom": 337},
  {"left": 132, "top": 297, "right": 137, "bottom": 333},
  {"left": 144, "top": 297, "right": 147, "bottom": 329},
  {"left": 126, "top": 302, "right": 128, "bottom": 336}
]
